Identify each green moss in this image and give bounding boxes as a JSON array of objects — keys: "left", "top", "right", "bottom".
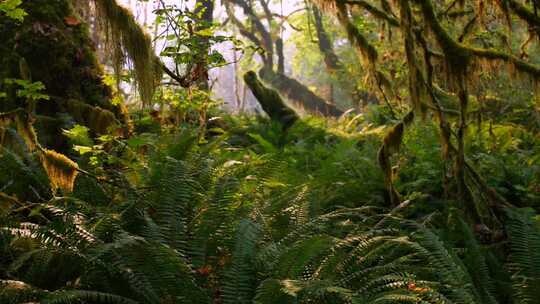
[
  {"left": 0, "top": 0, "right": 127, "bottom": 150},
  {"left": 244, "top": 71, "right": 299, "bottom": 130},
  {"left": 258, "top": 68, "right": 343, "bottom": 117},
  {"left": 94, "top": 0, "right": 159, "bottom": 105}
]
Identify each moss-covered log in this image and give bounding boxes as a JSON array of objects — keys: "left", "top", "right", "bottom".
[
  {"left": 259, "top": 68, "right": 344, "bottom": 117},
  {"left": 244, "top": 71, "right": 299, "bottom": 129},
  {"left": 225, "top": 0, "right": 343, "bottom": 117}
]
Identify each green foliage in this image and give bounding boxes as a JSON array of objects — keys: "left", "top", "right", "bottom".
[
  {"left": 505, "top": 208, "right": 540, "bottom": 303},
  {"left": 3, "top": 79, "right": 49, "bottom": 102},
  {"left": 3, "top": 0, "right": 540, "bottom": 303},
  {"left": 0, "top": 92, "right": 539, "bottom": 303},
  {"left": 62, "top": 125, "right": 93, "bottom": 147},
  {"left": 0, "top": 0, "right": 26, "bottom": 22}
]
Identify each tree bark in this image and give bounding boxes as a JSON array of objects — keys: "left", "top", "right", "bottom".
[
  {"left": 312, "top": 6, "right": 342, "bottom": 72},
  {"left": 193, "top": 0, "right": 214, "bottom": 90}
]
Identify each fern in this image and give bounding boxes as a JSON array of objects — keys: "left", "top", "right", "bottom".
[
  {"left": 253, "top": 279, "right": 296, "bottom": 304},
  {"left": 456, "top": 217, "right": 498, "bottom": 304},
  {"left": 189, "top": 164, "right": 242, "bottom": 268},
  {"left": 144, "top": 156, "right": 196, "bottom": 254},
  {"left": 222, "top": 219, "right": 261, "bottom": 304},
  {"left": 42, "top": 290, "right": 139, "bottom": 304},
  {"left": 505, "top": 207, "right": 540, "bottom": 304}
]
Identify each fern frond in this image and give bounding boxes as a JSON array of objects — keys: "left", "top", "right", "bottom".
[
  {"left": 42, "top": 290, "right": 139, "bottom": 304},
  {"left": 222, "top": 219, "right": 261, "bottom": 304},
  {"left": 505, "top": 208, "right": 540, "bottom": 304}
]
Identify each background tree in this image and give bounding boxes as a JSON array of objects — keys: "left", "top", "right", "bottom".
[{"left": 224, "top": 0, "right": 344, "bottom": 117}]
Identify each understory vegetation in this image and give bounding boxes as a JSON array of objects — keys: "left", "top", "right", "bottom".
[
  {"left": 1, "top": 0, "right": 540, "bottom": 303},
  {"left": 2, "top": 106, "right": 539, "bottom": 303}
]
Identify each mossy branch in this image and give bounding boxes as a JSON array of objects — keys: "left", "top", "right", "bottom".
[
  {"left": 0, "top": 108, "right": 78, "bottom": 193},
  {"left": 505, "top": 0, "right": 540, "bottom": 35},
  {"left": 470, "top": 47, "right": 540, "bottom": 78},
  {"left": 312, "top": 6, "right": 343, "bottom": 72},
  {"left": 259, "top": 68, "right": 344, "bottom": 117},
  {"left": 345, "top": 0, "right": 400, "bottom": 26},
  {"left": 244, "top": 71, "right": 299, "bottom": 130},
  {"left": 415, "top": 0, "right": 540, "bottom": 79}
]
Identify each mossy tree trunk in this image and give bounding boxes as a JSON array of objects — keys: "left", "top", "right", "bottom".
[
  {"left": 259, "top": 68, "right": 343, "bottom": 117},
  {"left": 194, "top": 0, "right": 215, "bottom": 90},
  {"left": 0, "top": 0, "right": 127, "bottom": 151},
  {"left": 243, "top": 71, "right": 299, "bottom": 130},
  {"left": 312, "top": 0, "right": 536, "bottom": 222},
  {"left": 311, "top": 5, "right": 378, "bottom": 109}
]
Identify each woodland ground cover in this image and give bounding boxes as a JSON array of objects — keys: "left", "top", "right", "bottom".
[{"left": 1, "top": 0, "right": 540, "bottom": 303}]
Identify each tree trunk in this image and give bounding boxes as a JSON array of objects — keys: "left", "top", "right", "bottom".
[
  {"left": 224, "top": 0, "right": 342, "bottom": 117},
  {"left": 312, "top": 5, "right": 378, "bottom": 110},
  {"left": 193, "top": 0, "right": 214, "bottom": 90},
  {"left": 312, "top": 6, "right": 342, "bottom": 72},
  {"left": 0, "top": 0, "right": 127, "bottom": 150}
]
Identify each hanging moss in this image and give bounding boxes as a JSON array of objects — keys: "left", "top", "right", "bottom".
[
  {"left": 39, "top": 148, "right": 79, "bottom": 193},
  {"left": 413, "top": 0, "right": 538, "bottom": 220},
  {"left": 335, "top": 2, "right": 378, "bottom": 65},
  {"left": 310, "top": 0, "right": 338, "bottom": 12},
  {"left": 378, "top": 110, "right": 415, "bottom": 206},
  {"left": 415, "top": 0, "right": 471, "bottom": 76},
  {"left": 14, "top": 114, "right": 38, "bottom": 152},
  {"left": 0, "top": 109, "right": 38, "bottom": 152},
  {"left": 416, "top": 0, "right": 540, "bottom": 80},
  {"left": 1, "top": 106, "right": 82, "bottom": 195},
  {"left": 314, "top": 0, "right": 394, "bottom": 102},
  {"left": 94, "top": 0, "right": 160, "bottom": 105},
  {"left": 65, "top": 99, "right": 118, "bottom": 135}
]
